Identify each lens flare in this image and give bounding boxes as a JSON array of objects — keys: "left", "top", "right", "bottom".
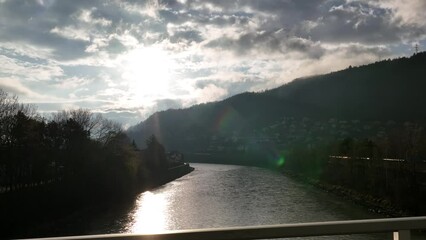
[
  {"left": 276, "top": 156, "right": 285, "bottom": 167},
  {"left": 214, "top": 106, "right": 238, "bottom": 132}
]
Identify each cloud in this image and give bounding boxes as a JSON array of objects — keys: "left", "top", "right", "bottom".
[
  {"left": 154, "top": 98, "right": 184, "bottom": 110},
  {"left": 53, "top": 76, "right": 94, "bottom": 89},
  {"left": 195, "top": 78, "right": 266, "bottom": 98},
  {"left": 74, "top": 8, "right": 112, "bottom": 27},
  {"left": 50, "top": 26, "right": 91, "bottom": 42},
  {"left": 0, "top": 77, "right": 39, "bottom": 97},
  {"left": 0, "top": 54, "right": 63, "bottom": 81},
  {"left": 0, "top": 1, "right": 141, "bottom": 61},
  {"left": 274, "top": 43, "right": 393, "bottom": 82},
  {"left": 101, "top": 110, "right": 142, "bottom": 128},
  {"left": 306, "top": 2, "right": 410, "bottom": 44},
  {"left": 194, "top": 83, "right": 228, "bottom": 104},
  {"left": 205, "top": 31, "right": 282, "bottom": 56},
  {"left": 167, "top": 23, "right": 204, "bottom": 44},
  {"left": 365, "top": 0, "right": 426, "bottom": 27},
  {"left": 206, "top": 31, "right": 327, "bottom": 59},
  {"left": 0, "top": 0, "right": 423, "bottom": 126}
]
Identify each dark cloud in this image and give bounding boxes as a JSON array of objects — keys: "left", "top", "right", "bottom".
[
  {"left": 188, "top": 0, "right": 327, "bottom": 26},
  {"left": 284, "top": 38, "right": 325, "bottom": 59},
  {"left": 155, "top": 98, "right": 183, "bottom": 110},
  {"left": 339, "top": 44, "right": 392, "bottom": 59},
  {"left": 104, "top": 38, "right": 127, "bottom": 54},
  {"left": 205, "top": 31, "right": 282, "bottom": 55},
  {"left": 206, "top": 31, "right": 326, "bottom": 59},
  {"left": 205, "top": 14, "right": 251, "bottom": 26},
  {"left": 158, "top": 7, "right": 252, "bottom": 30},
  {"left": 305, "top": 2, "right": 407, "bottom": 44},
  {"left": 169, "top": 29, "right": 203, "bottom": 43}
]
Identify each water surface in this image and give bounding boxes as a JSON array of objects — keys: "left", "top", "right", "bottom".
[{"left": 95, "top": 164, "right": 404, "bottom": 239}]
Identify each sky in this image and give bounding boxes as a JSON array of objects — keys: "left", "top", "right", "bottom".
[{"left": 1, "top": 0, "right": 425, "bottom": 127}]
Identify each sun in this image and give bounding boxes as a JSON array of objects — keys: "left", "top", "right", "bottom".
[{"left": 121, "top": 46, "right": 174, "bottom": 100}]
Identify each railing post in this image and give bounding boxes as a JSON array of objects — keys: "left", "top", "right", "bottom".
[{"left": 393, "top": 230, "right": 411, "bottom": 240}]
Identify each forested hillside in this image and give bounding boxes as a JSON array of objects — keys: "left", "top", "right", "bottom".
[{"left": 128, "top": 52, "right": 426, "bottom": 152}]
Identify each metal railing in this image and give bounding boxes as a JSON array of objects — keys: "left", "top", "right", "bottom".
[{"left": 29, "top": 216, "right": 426, "bottom": 240}]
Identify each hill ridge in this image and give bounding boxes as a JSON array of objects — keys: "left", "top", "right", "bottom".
[{"left": 127, "top": 52, "right": 426, "bottom": 150}]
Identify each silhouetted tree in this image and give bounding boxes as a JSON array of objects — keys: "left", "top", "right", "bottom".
[{"left": 145, "top": 135, "right": 168, "bottom": 171}]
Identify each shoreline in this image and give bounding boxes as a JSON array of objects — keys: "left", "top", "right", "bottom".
[{"left": 281, "top": 170, "right": 411, "bottom": 217}]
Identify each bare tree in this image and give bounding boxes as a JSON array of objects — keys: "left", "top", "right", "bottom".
[
  {"left": 51, "top": 109, "right": 122, "bottom": 144},
  {"left": 0, "top": 89, "right": 38, "bottom": 145},
  {"left": 92, "top": 117, "right": 123, "bottom": 145}
]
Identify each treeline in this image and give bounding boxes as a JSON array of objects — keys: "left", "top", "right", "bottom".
[
  {"left": 0, "top": 89, "right": 175, "bottom": 201},
  {"left": 283, "top": 122, "right": 426, "bottom": 214}
]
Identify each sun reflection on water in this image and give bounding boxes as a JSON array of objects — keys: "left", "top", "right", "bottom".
[{"left": 130, "top": 191, "right": 169, "bottom": 234}]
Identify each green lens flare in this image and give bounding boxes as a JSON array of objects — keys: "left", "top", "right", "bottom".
[{"left": 277, "top": 156, "right": 285, "bottom": 167}]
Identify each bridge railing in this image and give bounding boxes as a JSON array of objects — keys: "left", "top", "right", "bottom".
[{"left": 28, "top": 216, "right": 426, "bottom": 240}]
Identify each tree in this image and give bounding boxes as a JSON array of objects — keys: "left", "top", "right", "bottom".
[
  {"left": 96, "top": 132, "right": 140, "bottom": 196},
  {"left": 0, "top": 89, "right": 37, "bottom": 146},
  {"left": 92, "top": 117, "right": 122, "bottom": 145},
  {"left": 145, "top": 135, "right": 168, "bottom": 171},
  {"left": 0, "top": 89, "right": 183, "bottom": 205},
  {"left": 61, "top": 118, "right": 91, "bottom": 177}
]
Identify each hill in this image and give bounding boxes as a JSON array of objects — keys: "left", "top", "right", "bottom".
[{"left": 127, "top": 52, "right": 426, "bottom": 153}]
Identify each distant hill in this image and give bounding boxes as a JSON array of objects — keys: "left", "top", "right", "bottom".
[{"left": 127, "top": 52, "right": 426, "bottom": 152}]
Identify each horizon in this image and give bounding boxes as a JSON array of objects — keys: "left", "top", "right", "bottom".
[{"left": 1, "top": 0, "right": 426, "bottom": 127}]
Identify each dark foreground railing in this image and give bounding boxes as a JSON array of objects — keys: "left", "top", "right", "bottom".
[{"left": 27, "top": 216, "right": 426, "bottom": 240}]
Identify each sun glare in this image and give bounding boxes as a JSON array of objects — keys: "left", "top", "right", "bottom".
[
  {"left": 121, "top": 47, "right": 174, "bottom": 100},
  {"left": 130, "top": 191, "right": 169, "bottom": 234}
]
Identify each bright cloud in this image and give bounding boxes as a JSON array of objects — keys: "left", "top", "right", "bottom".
[{"left": 0, "top": 0, "right": 425, "bottom": 126}]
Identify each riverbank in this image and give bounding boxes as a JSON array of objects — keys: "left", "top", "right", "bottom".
[
  {"left": 0, "top": 163, "right": 194, "bottom": 239},
  {"left": 281, "top": 170, "right": 411, "bottom": 217},
  {"left": 187, "top": 155, "right": 411, "bottom": 217},
  {"left": 145, "top": 163, "right": 195, "bottom": 189}
]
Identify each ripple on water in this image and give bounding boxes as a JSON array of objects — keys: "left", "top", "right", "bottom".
[{"left": 81, "top": 163, "right": 423, "bottom": 240}]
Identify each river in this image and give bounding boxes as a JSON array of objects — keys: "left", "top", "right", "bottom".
[{"left": 34, "top": 163, "right": 424, "bottom": 239}]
